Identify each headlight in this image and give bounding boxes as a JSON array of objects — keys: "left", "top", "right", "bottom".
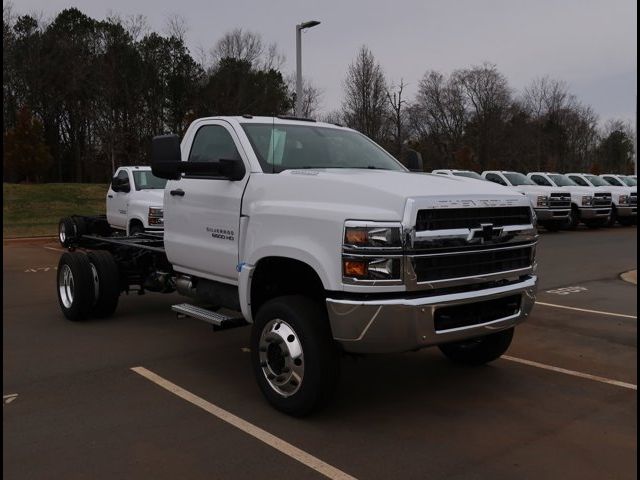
[
  {"left": 536, "top": 196, "right": 549, "bottom": 207},
  {"left": 148, "top": 207, "right": 164, "bottom": 225},
  {"left": 581, "top": 196, "right": 593, "bottom": 206},
  {"left": 618, "top": 195, "right": 629, "bottom": 205},
  {"left": 342, "top": 221, "right": 403, "bottom": 283},
  {"left": 343, "top": 222, "right": 402, "bottom": 249}
]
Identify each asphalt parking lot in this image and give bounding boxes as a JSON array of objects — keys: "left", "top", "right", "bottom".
[{"left": 3, "top": 226, "right": 637, "bottom": 480}]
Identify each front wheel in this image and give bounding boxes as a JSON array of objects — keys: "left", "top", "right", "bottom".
[
  {"left": 438, "top": 328, "right": 514, "bottom": 366},
  {"left": 250, "top": 295, "right": 340, "bottom": 416}
]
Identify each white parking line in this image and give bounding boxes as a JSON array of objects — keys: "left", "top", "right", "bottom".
[
  {"left": 502, "top": 356, "right": 637, "bottom": 390},
  {"left": 131, "top": 366, "right": 357, "bottom": 480},
  {"left": 535, "top": 301, "right": 637, "bottom": 319},
  {"left": 43, "top": 246, "right": 65, "bottom": 253}
]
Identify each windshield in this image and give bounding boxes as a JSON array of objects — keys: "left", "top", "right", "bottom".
[
  {"left": 504, "top": 172, "right": 535, "bottom": 186},
  {"left": 549, "top": 174, "right": 577, "bottom": 187},
  {"left": 241, "top": 123, "right": 406, "bottom": 173},
  {"left": 133, "top": 170, "right": 168, "bottom": 190},
  {"left": 454, "top": 171, "right": 484, "bottom": 180},
  {"left": 622, "top": 176, "right": 637, "bottom": 186},
  {"left": 585, "top": 175, "right": 610, "bottom": 187}
]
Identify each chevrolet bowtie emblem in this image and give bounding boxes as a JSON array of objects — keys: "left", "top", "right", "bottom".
[{"left": 469, "top": 223, "right": 504, "bottom": 242}]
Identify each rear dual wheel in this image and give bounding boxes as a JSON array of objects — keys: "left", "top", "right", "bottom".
[{"left": 57, "top": 251, "right": 120, "bottom": 321}]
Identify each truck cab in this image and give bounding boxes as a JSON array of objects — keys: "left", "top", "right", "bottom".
[
  {"left": 106, "top": 166, "right": 167, "bottom": 235},
  {"left": 567, "top": 173, "right": 636, "bottom": 226},
  {"left": 527, "top": 172, "right": 611, "bottom": 228},
  {"left": 481, "top": 170, "right": 571, "bottom": 231},
  {"left": 57, "top": 116, "right": 539, "bottom": 416}
]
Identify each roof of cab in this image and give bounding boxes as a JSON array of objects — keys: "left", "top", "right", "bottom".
[{"left": 193, "top": 115, "right": 348, "bottom": 130}]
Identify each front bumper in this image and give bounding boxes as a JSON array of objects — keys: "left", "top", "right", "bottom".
[
  {"left": 616, "top": 206, "right": 637, "bottom": 217},
  {"left": 326, "top": 275, "right": 537, "bottom": 353},
  {"left": 578, "top": 207, "right": 611, "bottom": 219},
  {"left": 535, "top": 208, "right": 569, "bottom": 221}
]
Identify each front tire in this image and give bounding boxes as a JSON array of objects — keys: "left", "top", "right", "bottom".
[
  {"left": 250, "top": 295, "right": 340, "bottom": 416},
  {"left": 129, "top": 223, "right": 144, "bottom": 235},
  {"left": 438, "top": 328, "right": 514, "bottom": 366},
  {"left": 57, "top": 252, "right": 95, "bottom": 321}
]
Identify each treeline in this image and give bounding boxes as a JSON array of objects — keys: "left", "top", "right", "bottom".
[
  {"left": 3, "top": 6, "right": 635, "bottom": 183},
  {"left": 336, "top": 47, "right": 635, "bottom": 175}
]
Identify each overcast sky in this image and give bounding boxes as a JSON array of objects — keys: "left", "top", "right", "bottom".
[{"left": 8, "top": 0, "right": 638, "bottom": 125}]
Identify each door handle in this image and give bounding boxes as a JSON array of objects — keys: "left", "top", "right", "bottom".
[
  {"left": 107, "top": 194, "right": 113, "bottom": 198},
  {"left": 170, "top": 189, "right": 185, "bottom": 197}
]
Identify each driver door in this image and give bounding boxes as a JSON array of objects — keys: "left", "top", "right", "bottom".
[{"left": 106, "top": 169, "right": 131, "bottom": 229}]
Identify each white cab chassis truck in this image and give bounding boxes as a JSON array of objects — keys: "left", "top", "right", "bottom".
[
  {"left": 482, "top": 171, "right": 571, "bottom": 231},
  {"left": 527, "top": 172, "right": 612, "bottom": 228},
  {"left": 55, "top": 116, "right": 538, "bottom": 416},
  {"left": 567, "top": 173, "right": 637, "bottom": 226},
  {"left": 106, "top": 166, "right": 166, "bottom": 235}
]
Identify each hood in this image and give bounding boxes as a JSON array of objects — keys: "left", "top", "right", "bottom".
[
  {"left": 244, "top": 169, "right": 528, "bottom": 221},
  {"left": 134, "top": 188, "right": 164, "bottom": 205},
  {"left": 510, "top": 184, "right": 559, "bottom": 196}
]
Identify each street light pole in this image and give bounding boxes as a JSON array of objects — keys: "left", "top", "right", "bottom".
[{"left": 295, "top": 20, "right": 320, "bottom": 117}]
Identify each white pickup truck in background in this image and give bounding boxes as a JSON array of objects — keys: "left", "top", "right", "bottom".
[
  {"left": 106, "top": 166, "right": 167, "bottom": 235},
  {"left": 481, "top": 171, "right": 571, "bottom": 231},
  {"left": 567, "top": 173, "right": 636, "bottom": 226},
  {"left": 527, "top": 172, "right": 612, "bottom": 228}
]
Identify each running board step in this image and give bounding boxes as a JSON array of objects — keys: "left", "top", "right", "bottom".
[{"left": 171, "top": 303, "right": 247, "bottom": 330}]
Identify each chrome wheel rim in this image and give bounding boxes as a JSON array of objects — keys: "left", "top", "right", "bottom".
[
  {"left": 90, "top": 263, "right": 99, "bottom": 304},
  {"left": 258, "top": 319, "right": 304, "bottom": 397},
  {"left": 59, "top": 264, "right": 74, "bottom": 308},
  {"left": 59, "top": 222, "right": 67, "bottom": 244}
]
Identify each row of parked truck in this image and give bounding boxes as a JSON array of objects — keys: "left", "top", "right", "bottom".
[
  {"left": 104, "top": 165, "right": 637, "bottom": 238},
  {"left": 432, "top": 169, "right": 637, "bottom": 231}
]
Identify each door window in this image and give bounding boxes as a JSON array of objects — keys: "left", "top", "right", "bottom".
[
  {"left": 531, "top": 175, "right": 552, "bottom": 186},
  {"left": 569, "top": 175, "right": 588, "bottom": 186},
  {"left": 485, "top": 173, "right": 507, "bottom": 186},
  {"left": 188, "top": 125, "right": 240, "bottom": 164}
]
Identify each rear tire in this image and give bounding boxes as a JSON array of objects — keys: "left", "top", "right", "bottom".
[
  {"left": 438, "top": 328, "right": 514, "bottom": 366},
  {"left": 58, "top": 217, "right": 76, "bottom": 247},
  {"left": 250, "top": 295, "right": 340, "bottom": 416},
  {"left": 87, "top": 251, "right": 120, "bottom": 318},
  {"left": 57, "top": 252, "right": 95, "bottom": 321}
]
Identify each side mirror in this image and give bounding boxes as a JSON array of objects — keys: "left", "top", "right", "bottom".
[
  {"left": 111, "top": 177, "right": 120, "bottom": 192},
  {"left": 120, "top": 180, "right": 131, "bottom": 193},
  {"left": 152, "top": 134, "right": 182, "bottom": 180},
  {"left": 405, "top": 150, "right": 424, "bottom": 172},
  {"left": 151, "top": 134, "right": 246, "bottom": 181}
]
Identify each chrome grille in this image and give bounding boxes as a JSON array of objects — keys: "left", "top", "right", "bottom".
[
  {"left": 549, "top": 192, "right": 571, "bottom": 208},
  {"left": 593, "top": 193, "right": 612, "bottom": 207}
]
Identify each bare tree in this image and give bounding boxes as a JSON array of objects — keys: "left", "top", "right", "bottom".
[
  {"left": 164, "top": 13, "right": 187, "bottom": 41},
  {"left": 285, "top": 74, "right": 323, "bottom": 118},
  {"left": 341, "top": 46, "right": 389, "bottom": 143},
  {"left": 386, "top": 79, "right": 407, "bottom": 156},
  {"left": 319, "top": 109, "right": 344, "bottom": 126},
  {"left": 106, "top": 12, "right": 150, "bottom": 42},
  {"left": 408, "top": 70, "right": 466, "bottom": 162},
  {"left": 522, "top": 76, "right": 576, "bottom": 119},
  {"left": 210, "top": 28, "right": 284, "bottom": 70}
]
